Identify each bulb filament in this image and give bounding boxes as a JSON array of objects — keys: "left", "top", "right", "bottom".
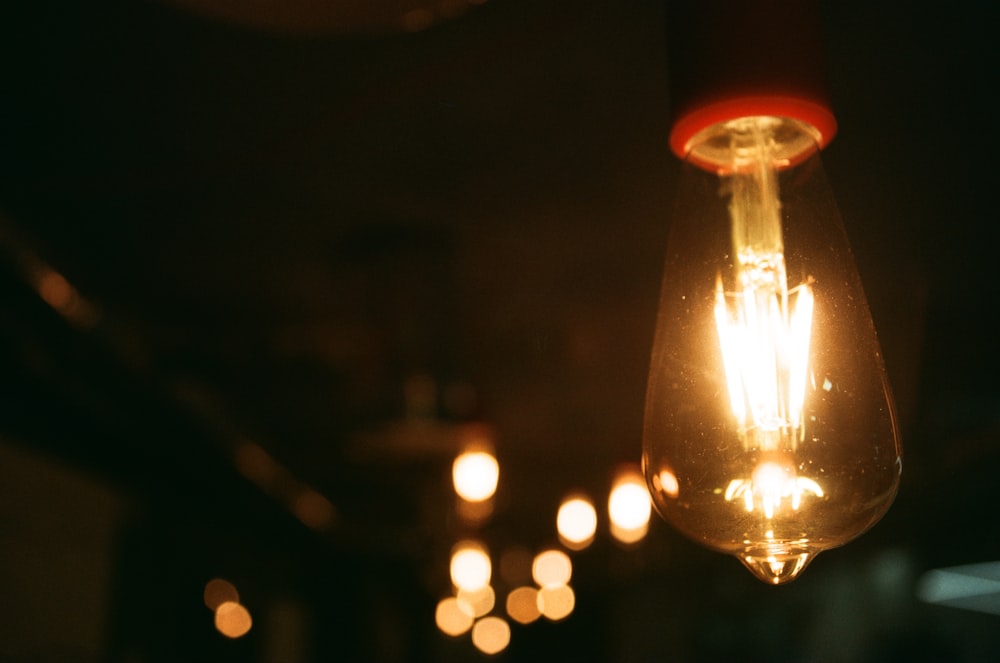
[{"left": 714, "top": 117, "right": 822, "bottom": 518}]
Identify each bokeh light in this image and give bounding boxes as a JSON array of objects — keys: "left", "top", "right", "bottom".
[
  {"left": 609, "top": 468, "right": 652, "bottom": 544},
  {"left": 215, "top": 601, "right": 253, "bottom": 638},
  {"left": 34, "top": 267, "right": 97, "bottom": 328},
  {"left": 234, "top": 442, "right": 281, "bottom": 485},
  {"left": 292, "top": 487, "right": 337, "bottom": 531},
  {"left": 37, "top": 270, "right": 74, "bottom": 311},
  {"left": 450, "top": 541, "right": 491, "bottom": 591},
  {"left": 452, "top": 450, "right": 499, "bottom": 502},
  {"left": 537, "top": 584, "right": 575, "bottom": 621},
  {"left": 435, "top": 597, "right": 474, "bottom": 636},
  {"left": 471, "top": 616, "right": 511, "bottom": 655},
  {"left": 532, "top": 549, "right": 572, "bottom": 588},
  {"left": 457, "top": 584, "right": 495, "bottom": 618},
  {"left": 203, "top": 578, "right": 239, "bottom": 611},
  {"left": 557, "top": 495, "right": 597, "bottom": 550},
  {"left": 505, "top": 586, "right": 541, "bottom": 625}
]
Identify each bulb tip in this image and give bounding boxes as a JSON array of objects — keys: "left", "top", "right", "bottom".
[{"left": 738, "top": 547, "right": 817, "bottom": 585}]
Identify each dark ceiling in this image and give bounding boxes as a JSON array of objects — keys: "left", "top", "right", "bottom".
[{"left": 1, "top": 1, "right": 999, "bottom": 661}]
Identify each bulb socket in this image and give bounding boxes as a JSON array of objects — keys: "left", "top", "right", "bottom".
[{"left": 666, "top": 0, "right": 837, "bottom": 162}]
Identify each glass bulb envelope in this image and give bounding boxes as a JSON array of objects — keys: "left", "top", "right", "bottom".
[{"left": 642, "top": 116, "right": 902, "bottom": 584}]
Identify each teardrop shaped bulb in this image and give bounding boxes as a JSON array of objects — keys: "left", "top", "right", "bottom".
[{"left": 642, "top": 117, "right": 902, "bottom": 585}]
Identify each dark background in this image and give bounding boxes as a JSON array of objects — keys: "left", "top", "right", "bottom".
[{"left": 0, "top": 1, "right": 998, "bottom": 661}]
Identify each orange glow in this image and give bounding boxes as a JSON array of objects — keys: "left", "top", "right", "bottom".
[
  {"left": 608, "top": 468, "right": 652, "bottom": 544},
  {"left": 215, "top": 601, "right": 252, "bottom": 638},
  {"left": 609, "top": 469, "right": 652, "bottom": 530},
  {"left": 234, "top": 442, "right": 280, "bottom": 484},
  {"left": 452, "top": 450, "right": 499, "bottom": 502},
  {"left": 471, "top": 616, "right": 511, "bottom": 655},
  {"left": 557, "top": 495, "right": 597, "bottom": 550},
  {"left": 457, "top": 585, "right": 495, "bottom": 618},
  {"left": 435, "top": 597, "right": 474, "bottom": 636},
  {"left": 203, "top": 578, "right": 239, "bottom": 611},
  {"left": 537, "top": 584, "right": 575, "bottom": 621},
  {"left": 531, "top": 549, "right": 572, "bottom": 588},
  {"left": 34, "top": 268, "right": 97, "bottom": 328},
  {"left": 450, "top": 541, "right": 491, "bottom": 591},
  {"left": 292, "top": 488, "right": 336, "bottom": 531},
  {"left": 642, "top": 117, "right": 903, "bottom": 585},
  {"left": 37, "top": 270, "right": 74, "bottom": 310},
  {"left": 505, "top": 586, "right": 541, "bottom": 625}
]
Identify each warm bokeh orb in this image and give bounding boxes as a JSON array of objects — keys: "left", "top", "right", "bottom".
[
  {"left": 450, "top": 541, "right": 491, "bottom": 591},
  {"left": 452, "top": 450, "right": 499, "bottom": 502},
  {"left": 471, "top": 616, "right": 511, "bottom": 655},
  {"left": 532, "top": 549, "right": 572, "bottom": 588},
  {"left": 557, "top": 496, "right": 597, "bottom": 549},
  {"left": 215, "top": 601, "right": 252, "bottom": 638},
  {"left": 435, "top": 597, "right": 474, "bottom": 636}
]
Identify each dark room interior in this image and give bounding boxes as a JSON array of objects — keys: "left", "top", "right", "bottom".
[{"left": 1, "top": 1, "right": 998, "bottom": 661}]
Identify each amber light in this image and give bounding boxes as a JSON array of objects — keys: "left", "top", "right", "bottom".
[
  {"left": 642, "top": 115, "right": 901, "bottom": 584},
  {"left": 537, "top": 584, "right": 575, "bottom": 622},
  {"left": 450, "top": 541, "right": 491, "bottom": 592},
  {"left": 435, "top": 597, "right": 474, "bottom": 636},
  {"left": 532, "top": 549, "right": 572, "bottom": 588},
  {"left": 203, "top": 578, "right": 253, "bottom": 639},
  {"left": 608, "top": 466, "right": 652, "bottom": 544},
  {"left": 457, "top": 585, "right": 495, "bottom": 618},
  {"left": 215, "top": 601, "right": 252, "bottom": 639},
  {"left": 556, "top": 495, "right": 597, "bottom": 550},
  {"left": 505, "top": 586, "right": 541, "bottom": 625},
  {"left": 471, "top": 616, "right": 511, "bottom": 655},
  {"left": 452, "top": 449, "right": 499, "bottom": 503}
]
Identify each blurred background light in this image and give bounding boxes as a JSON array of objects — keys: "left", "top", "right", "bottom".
[
  {"left": 537, "top": 584, "right": 575, "bottom": 622},
  {"left": 435, "top": 597, "right": 474, "bottom": 637},
  {"left": 291, "top": 487, "right": 337, "bottom": 531},
  {"left": 557, "top": 495, "right": 597, "bottom": 550},
  {"left": 505, "top": 586, "right": 541, "bottom": 625},
  {"left": 33, "top": 266, "right": 98, "bottom": 329},
  {"left": 456, "top": 584, "right": 495, "bottom": 618},
  {"left": 452, "top": 449, "right": 499, "bottom": 502},
  {"left": 214, "top": 601, "right": 252, "bottom": 639},
  {"left": 532, "top": 549, "right": 572, "bottom": 588},
  {"left": 608, "top": 467, "right": 652, "bottom": 544},
  {"left": 471, "top": 616, "right": 510, "bottom": 655},
  {"left": 450, "top": 541, "right": 491, "bottom": 591}
]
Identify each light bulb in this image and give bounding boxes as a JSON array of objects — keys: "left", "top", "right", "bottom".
[
  {"left": 642, "top": 0, "right": 902, "bottom": 586},
  {"left": 642, "top": 113, "right": 901, "bottom": 584}
]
